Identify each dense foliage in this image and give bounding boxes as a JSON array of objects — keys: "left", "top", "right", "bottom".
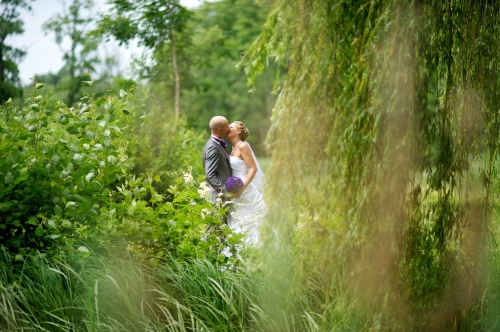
[{"left": 0, "top": 82, "right": 235, "bottom": 264}]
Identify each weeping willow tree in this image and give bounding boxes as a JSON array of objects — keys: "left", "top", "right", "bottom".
[{"left": 244, "top": 0, "right": 500, "bottom": 330}]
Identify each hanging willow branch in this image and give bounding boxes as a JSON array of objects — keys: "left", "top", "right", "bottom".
[{"left": 243, "top": 0, "right": 500, "bottom": 329}]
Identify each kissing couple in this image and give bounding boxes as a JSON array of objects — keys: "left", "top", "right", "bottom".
[{"left": 202, "top": 116, "right": 268, "bottom": 246}]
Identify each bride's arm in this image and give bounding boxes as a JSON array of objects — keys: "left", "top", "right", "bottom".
[{"left": 240, "top": 143, "right": 257, "bottom": 189}]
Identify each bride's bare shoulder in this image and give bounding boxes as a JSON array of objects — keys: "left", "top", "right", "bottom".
[{"left": 238, "top": 141, "right": 250, "bottom": 151}]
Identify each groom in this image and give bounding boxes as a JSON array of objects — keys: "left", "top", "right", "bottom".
[{"left": 202, "top": 116, "right": 232, "bottom": 203}]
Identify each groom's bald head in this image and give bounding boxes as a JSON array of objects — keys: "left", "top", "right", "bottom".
[{"left": 209, "top": 116, "right": 229, "bottom": 138}]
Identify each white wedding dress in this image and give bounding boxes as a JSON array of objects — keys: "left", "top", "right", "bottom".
[{"left": 227, "top": 143, "right": 268, "bottom": 246}]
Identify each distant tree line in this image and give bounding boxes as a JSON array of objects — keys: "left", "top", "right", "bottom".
[{"left": 1, "top": 0, "right": 275, "bottom": 155}]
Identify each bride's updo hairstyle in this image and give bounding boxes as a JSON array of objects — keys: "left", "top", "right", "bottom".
[{"left": 233, "top": 121, "right": 250, "bottom": 141}]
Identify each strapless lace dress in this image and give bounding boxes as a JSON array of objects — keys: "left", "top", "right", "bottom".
[{"left": 227, "top": 156, "right": 268, "bottom": 245}]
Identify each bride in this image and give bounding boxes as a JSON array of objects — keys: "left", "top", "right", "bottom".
[{"left": 226, "top": 121, "right": 268, "bottom": 246}]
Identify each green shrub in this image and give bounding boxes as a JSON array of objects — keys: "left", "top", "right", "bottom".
[
  {"left": 0, "top": 82, "right": 132, "bottom": 258},
  {"left": 0, "top": 82, "right": 239, "bottom": 263},
  {"left": 100, "top": 168, "right": 240, "bottom": 263}
]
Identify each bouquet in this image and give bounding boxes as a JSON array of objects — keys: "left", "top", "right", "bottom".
[{"left": 225, "top": 176, "right": 244, "bottom": 193}]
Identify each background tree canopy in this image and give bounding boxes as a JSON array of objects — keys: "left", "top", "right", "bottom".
[{"left": 0, "top": 0, "right": 32, "bottom": 103}]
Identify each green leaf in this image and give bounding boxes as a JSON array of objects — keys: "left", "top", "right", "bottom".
[
  {"left": 119, "top": 89, "right": 128, "bottom": 98},
  {"left": 85, "top": 172, "right": 95, "bottom": 182},
  {"left": 73, "top": 153, "right": 83, "bottom": 163},
  {"left": 35, "top": 224, "right": 44, "bottom": 237},
  {"left": 96, "top": 96, "right": 106, "bottom": 106},
  {"left": 26, "top": 219, "right": 38, "bottom": 226},
  {"left": 48, "top": 219, "right": 57, "bottom": 229},
  {"left": 54, "top": 205, "right": 62, "bottom": 216},
  {"left": 35, "top": 82, "right": 45, "bottom": 89},
  {"left": 4, "top": 172, "right": 13, "bottom": 184},
  {"left": 66, "top": 201, "right": 77, "bottom": 208},
  {"left": 61, "top": 220, "right": 72, "bottom": 228},
  {"left": 67, "top": 126, "right": 79, "bottom": 134},
  {"left": 82, "top": 81, "right": 94, "bottom": 87},
  {"left": 121, "top": 109, "right": 130, "bottom": 115}
]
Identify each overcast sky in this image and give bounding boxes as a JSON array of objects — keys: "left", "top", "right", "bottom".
[{"left": 8, "top": 0, "right": 210, "bottom": 84}]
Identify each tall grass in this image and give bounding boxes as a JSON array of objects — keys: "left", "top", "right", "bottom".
[
  {"left": 1, "top": 243, "right": 499, "bottom": 332},
  {"left": 0, "top": 250, "right": 264, "bottom": 332}
]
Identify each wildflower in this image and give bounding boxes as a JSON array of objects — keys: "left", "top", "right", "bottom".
[
  {"left": 198, "top": 181, "right": 212, "bottom": 202},
  {"left": 183, "top": 172, "right": 193, "bottom": 184},
  {"left": 200, "top": 208, "right": 211, "bottom": 219}
]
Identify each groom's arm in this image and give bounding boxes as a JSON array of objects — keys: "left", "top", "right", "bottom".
[{"left": 204, "top": 146, "right": 225, "bottom": 192}]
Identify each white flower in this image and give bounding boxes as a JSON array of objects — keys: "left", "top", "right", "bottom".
[
  {"left": 100, "top": 161, "right": 106, "bottom": 168},
  {"left": 94, "top": 144, "right": 103, "bottom": 150},
  {"left": 200, "top": 208, "right": 211, "bottom": 219},
  {"left": 103, "top": 129, "right": 111, "bottom": 137},
  {"left": 197, "top": 181, "right": 212, "bottom": 202},
  {"left": 183, "top": 172, "right": 193, "bottom": 184},
  {"left": 83, "top": 143, "right": 90, "bottom": 150}
]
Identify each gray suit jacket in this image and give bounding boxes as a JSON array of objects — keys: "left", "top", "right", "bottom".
[{"left": 202, "top": 137, "right": 232, "bottom": 201}]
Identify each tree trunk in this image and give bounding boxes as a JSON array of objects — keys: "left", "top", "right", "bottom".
[{"left": 171, "top": 33, "right": 180, "bottom": 119}]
